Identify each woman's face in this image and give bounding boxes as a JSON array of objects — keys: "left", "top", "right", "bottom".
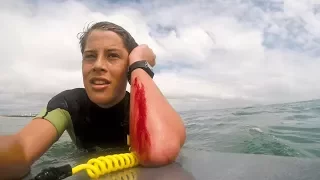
[{"left": 82, "top": 30, "right": 129, "bottom": 107}]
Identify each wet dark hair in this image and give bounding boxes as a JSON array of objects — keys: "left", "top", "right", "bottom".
[{"left": 78, "top": 21, "right": 138, "bottom": 54}]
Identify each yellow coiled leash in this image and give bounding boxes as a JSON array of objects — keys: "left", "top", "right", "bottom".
[
  {"left": 72, "top": 152, "right": 139, "bottom": 178},
  {"left": 31, "top": 152, "right": 140, "bottom": 180}
]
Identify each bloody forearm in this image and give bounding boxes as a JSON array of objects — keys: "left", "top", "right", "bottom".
[
  {"left": 129, "top": 69, "right": 186, "bottom": 166},
  {"left": 130, "top": 76, "right": 150, "bottom": 160}
]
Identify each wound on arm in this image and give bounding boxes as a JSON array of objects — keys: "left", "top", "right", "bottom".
[{"left": 130, "top": 77, "right": 151, "bottom": 159}]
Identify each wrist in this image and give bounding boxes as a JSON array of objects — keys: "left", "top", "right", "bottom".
[
  {"left": 129, "top": 58, "right": 155, "bottom": 67},
  {"left": 127, "top": 60, "right": 154, "bottom": 85},
  {"left": 129, "top": 57, "right": 140, "bottom": 66}
]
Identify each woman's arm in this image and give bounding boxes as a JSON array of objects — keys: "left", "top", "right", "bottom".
[
  {"left": 129, "top": 45, "right": 186, "bottom": 166},
  {"left": 0, "top": 119, "right": 58, "bottom": 180}
]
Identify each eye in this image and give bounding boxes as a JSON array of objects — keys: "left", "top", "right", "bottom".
[
  {"left": 108, "top": 53, "right": 120, "bottom": 58},
  {"left": 86, "top": 55, "right": 94, "bottom": 58},
  {"left": 83, "top": 54, "right": 96, "bottom": 61}
]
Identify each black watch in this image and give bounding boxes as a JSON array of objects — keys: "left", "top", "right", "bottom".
[{"left": 127, "top": 60, "right": 154, "bottom": 85}]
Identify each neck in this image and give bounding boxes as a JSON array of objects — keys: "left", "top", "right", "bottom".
[{"left": 97, "top": 90, "right": 126, "bottom": 109}]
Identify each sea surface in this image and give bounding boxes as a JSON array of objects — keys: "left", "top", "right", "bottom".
[{"left": 1, "top": 99, "right": 320, "bottom": 179}]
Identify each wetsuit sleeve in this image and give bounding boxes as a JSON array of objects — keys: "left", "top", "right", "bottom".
[{"left": 32, "top": 91, "right": 72, "bottom": 140}]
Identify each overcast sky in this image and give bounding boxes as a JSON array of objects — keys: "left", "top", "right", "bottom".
[{"left": 1, "top": 0, "right": 320, "bottom": 114}]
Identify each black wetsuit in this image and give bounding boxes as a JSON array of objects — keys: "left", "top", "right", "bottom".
[{"left": 33, "top": 88, "right": 130, "bottom": 152}]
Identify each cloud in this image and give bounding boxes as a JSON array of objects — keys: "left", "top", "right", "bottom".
[{"left": 1, "top": 0, "right": 320, "bottom": 113}]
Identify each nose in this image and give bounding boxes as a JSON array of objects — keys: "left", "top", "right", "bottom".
[{"left": 93, "top": 54, "right": 107, "bottom": 73}]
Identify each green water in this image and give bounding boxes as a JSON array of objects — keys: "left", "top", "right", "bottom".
[
  {"left": 182, "top": 100, "right": 320, "bottom": 158},
  {"left": 1, "top": 99, "right": 320, "bottom": 179}
]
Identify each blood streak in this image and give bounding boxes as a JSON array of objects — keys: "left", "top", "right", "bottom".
[{"left": 131, "top": 77, "right": 151, "bottom": 159}]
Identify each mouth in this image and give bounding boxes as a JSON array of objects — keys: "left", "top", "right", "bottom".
[{"left": 89, "top": 77, "right": 111, "bottom": 90}]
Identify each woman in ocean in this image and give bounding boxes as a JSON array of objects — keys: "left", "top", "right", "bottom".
[{"left": 0, "top": 21, "right": 186, "bottom": 180}]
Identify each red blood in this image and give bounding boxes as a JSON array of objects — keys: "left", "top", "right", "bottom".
[{"left": 130, "top": 77, "right": 151, "bottom": 159}]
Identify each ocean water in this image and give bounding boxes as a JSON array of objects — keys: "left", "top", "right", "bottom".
[{"left": 1, "top": 99, "right": 320, "bottom": 179}]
